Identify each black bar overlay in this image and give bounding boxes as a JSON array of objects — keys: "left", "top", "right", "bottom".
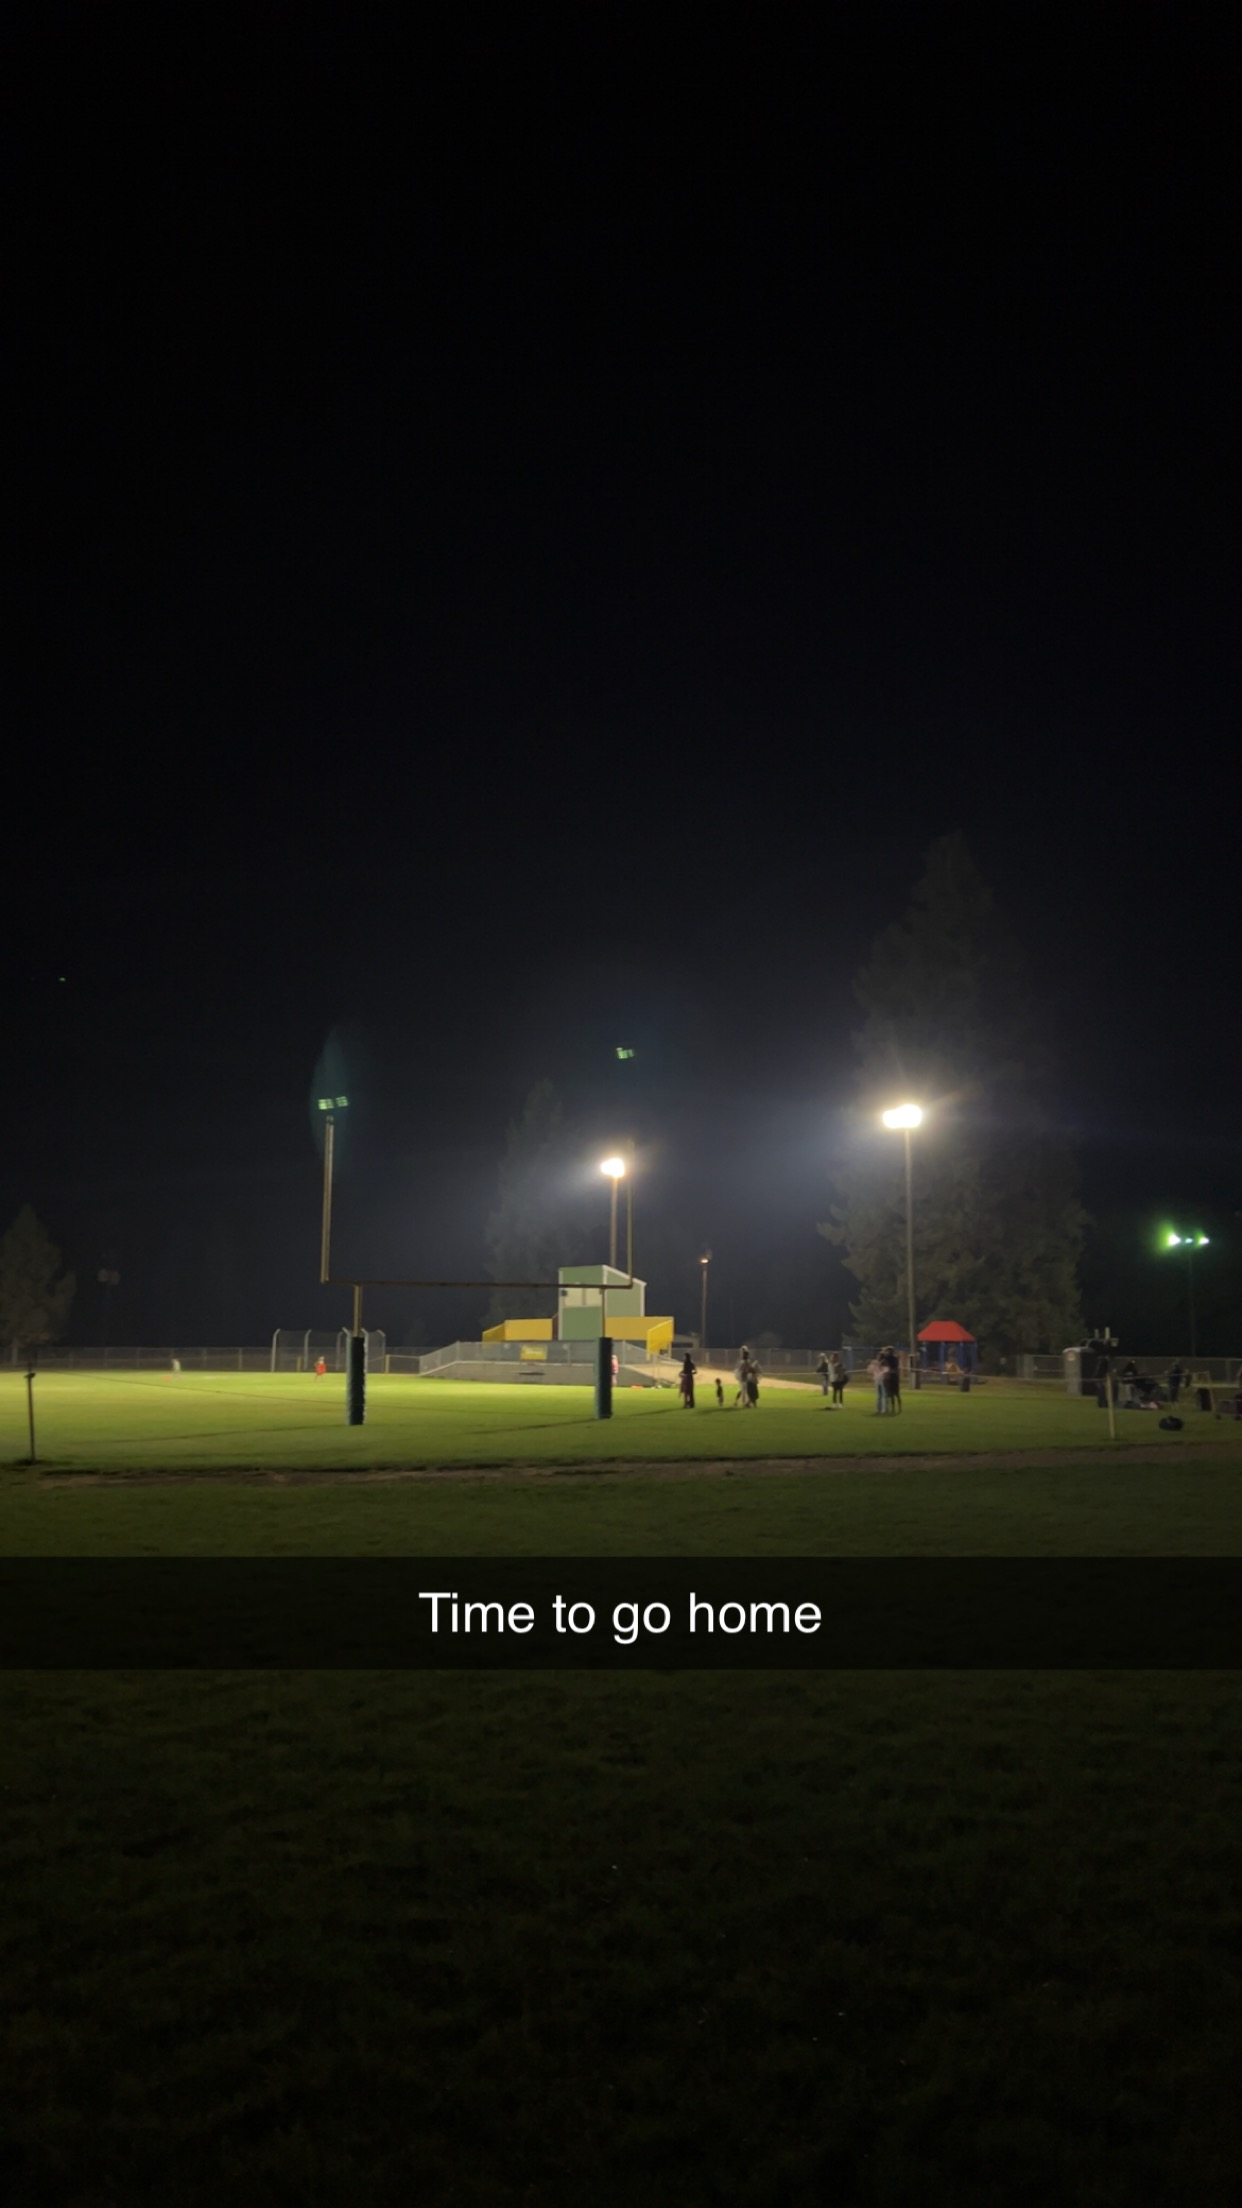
[{"left": 2, "top": 1559, "right": 1242, "bottom": 1668}]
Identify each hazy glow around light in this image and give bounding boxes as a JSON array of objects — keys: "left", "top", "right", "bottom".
[
  {"left": 881, "top": 1104, "right": 923, "bottom": 1130},
  {"left": 1166, "top": 1231, "right": 1209, "bottom": 1248},
  {"left": 600, "top": 1155, "right": 626, "bottom": 1179}
]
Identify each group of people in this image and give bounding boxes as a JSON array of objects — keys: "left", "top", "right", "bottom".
[
  {"left": 680, "top": 1344, "right": 908, "bottom": 1413},
  {"left": 676, "top": 1349, "right": 761, "bottom": 1409},
  {"left": 866, "top": 1345, "right": 903, "bottom": 1414},
  {"left": 1115, "top": 1359, "right": 1179, "bottom": 1407}
]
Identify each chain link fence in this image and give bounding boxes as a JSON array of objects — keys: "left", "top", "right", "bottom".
[{"left": 24, "top": 1347, "right": 272, "bottom": 1371}]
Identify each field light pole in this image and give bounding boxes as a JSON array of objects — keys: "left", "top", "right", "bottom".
[
  {"left": 1165, "top": 1232, "right": 1209, "bottom": 1365},
  {"left": 318, "top": 1094, "right": 365, "bottom": 1424},
  {"left": 699, "top": 1250, "right": 711, "bottom": 1354},
  {"left": 601, "top": 1155, "right": 625, "bottom": 1269},
  {"left": 23, "top": 1351, "right": 37, "bottom": 1464},
  {"left": 600, "top": 1144, "right": 635, "bottom": 1276},
  {"left": 882, "top": 1105, "right": 923, "bottom": 1389}
]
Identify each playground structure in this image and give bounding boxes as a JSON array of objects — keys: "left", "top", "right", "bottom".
[{"left": 917, "top": 1320, "right": 979, "bottom": 1380}]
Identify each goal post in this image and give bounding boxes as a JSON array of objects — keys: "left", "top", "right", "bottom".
[{"left": 314, "top": 1269, "right": 636, "bottom": 1426}]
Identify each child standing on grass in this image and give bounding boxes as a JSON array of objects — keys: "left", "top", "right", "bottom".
[
  {"left": 715, "top": 1377, "right": 725, "bottom": 1407},
  {"left": 828, "top": 1351, "right": 846, "bottom": 1405},
  {"left": 868, "top": 1355, "right": 887, "bottom": 1414}
]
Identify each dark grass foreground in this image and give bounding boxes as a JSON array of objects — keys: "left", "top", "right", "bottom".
[
  {"left": 3, "top": 1669, "right": 1241, "bottom": 2207},
  {"left": 2, "top": 1469, "right": 1242, "bottom": 2204}
]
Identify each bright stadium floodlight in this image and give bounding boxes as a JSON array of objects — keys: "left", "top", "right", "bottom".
[{"left": 881, "top": 1104, "right": 925, "bottom": 1384}]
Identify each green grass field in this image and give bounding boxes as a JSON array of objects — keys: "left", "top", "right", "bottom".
[
  {"left": 3, "top": 1384, "right": 1242, "bottom": 2204},
  {"left": 4, "top": 1368, "right": 1235, "bottom": 1473}
]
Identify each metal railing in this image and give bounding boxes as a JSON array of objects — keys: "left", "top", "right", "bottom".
[{"left": 412, "top": 1340, "right": 583, "bottom": 1374}]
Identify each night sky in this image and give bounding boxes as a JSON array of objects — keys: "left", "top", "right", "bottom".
[{"left": 7, "top": 12, "right": 1239, "bottom": 1352}]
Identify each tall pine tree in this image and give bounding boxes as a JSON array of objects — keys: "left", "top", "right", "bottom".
[
  {"left": 0, "top": 1207, "right": 76, "bottom": 1356},
  {"left": 820, "top": 835, "right": 1085, "bottom": 1356}
]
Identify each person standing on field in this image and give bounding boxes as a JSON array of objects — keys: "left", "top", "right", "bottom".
[
  {"left": 816, "top": 1352, "right": 832, "bottom": 1396},
  {"left": 679, "top": 1352, "right": 697, "bottom": 1409},
  {"left": 746, "top": 1357, "right": 761, "bottom": 1407},
  {"left": 881, "top": 1345, "right": 902, "bottom": 1415},
  {"left": 868, "top": 1354, "right": 887, "bottom": 1414},
  {"left": 828, "top": 1351, "right": 847, "bottom": 1405},
  {"left": 735, "top": 1347, "right": 752, "bottom": 1407}
]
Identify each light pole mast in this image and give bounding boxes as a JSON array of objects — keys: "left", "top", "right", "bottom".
[
  {"left": 903, "top": 1126, "right": 916, "bottom": 1382},
  {"left": 601, "top": 1156, "right": 625, "bottom": 1269},
  {"left": 318, "top": 1097, "right": 350, "bottom": 1286},
  {"left": 317, "top": 1095, "right": 363, "bottom": 1424},
  {"left": 1166, "top": 1232, "right": 1209, "bottom": 1365},
  {"left": 319, "top": 1104, "right": 337, "bottom": 1284},
  {"left": 882, "top": 1105, "right": 923, "bottom": 1388}
]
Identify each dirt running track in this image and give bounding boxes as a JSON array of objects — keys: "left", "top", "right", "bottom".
[{"left": 38, "top": 1442, "right": 1242, "bottom": 1488}]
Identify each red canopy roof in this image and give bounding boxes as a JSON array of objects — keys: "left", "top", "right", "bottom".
[{"left": 918, "top": 1320, "right": 976, "bottom": 1343}]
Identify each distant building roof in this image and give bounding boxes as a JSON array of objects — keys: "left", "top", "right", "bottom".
[{"left": 918, "top": 1320, "right": 976, "bottom": 1343}]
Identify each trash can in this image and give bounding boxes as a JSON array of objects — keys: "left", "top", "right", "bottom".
[{"left": 960, "top": 1374, "right": 971, "bottom": 1393}]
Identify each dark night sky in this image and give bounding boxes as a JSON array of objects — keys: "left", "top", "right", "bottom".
[{"left": 5, "top": 9, "right": 1239, "bottom": 1349}]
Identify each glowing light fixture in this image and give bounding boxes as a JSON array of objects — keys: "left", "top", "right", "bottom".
[{"left": 881, "top": 1104, "right": 923, "bottom": 1131}]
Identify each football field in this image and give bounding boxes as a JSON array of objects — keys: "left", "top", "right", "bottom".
[
  {"left": 4, "top": 1366, "right": 1235, "bottom": 1474},
  {"left": 4, "top": 1385, "right": 1242, "bottom": 2205}
]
